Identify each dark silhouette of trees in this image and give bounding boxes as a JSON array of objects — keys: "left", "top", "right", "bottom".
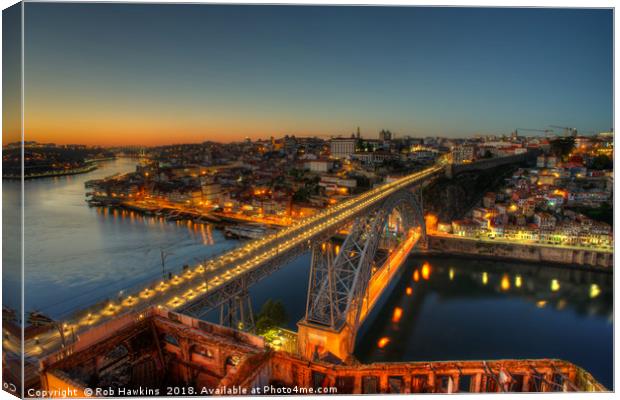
[{"left": 255, "top": 299, "right": 288, "bottom": 335}]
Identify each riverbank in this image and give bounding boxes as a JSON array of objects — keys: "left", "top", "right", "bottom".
[
  {"left": 88, "top": 197, "right": 295, "bottom": 229},
  {"left": 424, "top": 234, "right": 613, "bottom": 269},
  {"left": 3, "top": 157, "right": 115, "bottom": 180}
]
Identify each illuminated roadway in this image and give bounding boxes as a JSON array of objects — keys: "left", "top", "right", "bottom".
[{"left": 11, "top": 162, "right": 446, "bottom": 359}]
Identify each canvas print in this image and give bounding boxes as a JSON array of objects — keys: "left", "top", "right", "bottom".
[{"left": 1, "top": 3, "right": 614, "bottom": 398}]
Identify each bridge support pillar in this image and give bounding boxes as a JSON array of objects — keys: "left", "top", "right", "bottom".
[
  {"left": 296, "top": 320, "right": 355, "bottom": 362},
  {"left": 219, "top": 290, "right": 254, "bottom": 332}
]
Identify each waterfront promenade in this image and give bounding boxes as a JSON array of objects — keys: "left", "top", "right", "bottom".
[{"left": 426, "top": 233, "right": 613, "bottom": 268}]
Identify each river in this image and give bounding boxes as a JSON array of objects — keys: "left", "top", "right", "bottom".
[{"left": 2, "top": 158, "right": 613, "bottom": 389}]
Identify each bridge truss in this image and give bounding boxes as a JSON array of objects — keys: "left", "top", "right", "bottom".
[
  {"left": 303, "top": 189, "right": 426, "bottom": 334},
  {"left": 179, "top": 171, "right": 436, "bottom": 332}
]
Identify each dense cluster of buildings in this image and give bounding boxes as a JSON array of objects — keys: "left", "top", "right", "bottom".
[
  {"left": 85, "top": 129, "right": 613, "bottom": 244},
  {"left": 86, "top": 130, "right": 444, "bottom": 223},
  {"left": 435, "top": 133, "right": 614, "bottom": 250}
]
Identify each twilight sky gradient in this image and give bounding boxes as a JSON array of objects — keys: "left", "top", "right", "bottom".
[{"left": 17, "top": 4, "right": 613, "bottom": 146}]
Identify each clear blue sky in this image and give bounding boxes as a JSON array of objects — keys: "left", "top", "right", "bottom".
[{"left": 21, "top": 4, "right": 613, "bottom": 144}]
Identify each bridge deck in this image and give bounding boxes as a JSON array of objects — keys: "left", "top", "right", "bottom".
[
  {"left": 359, "top": 230, "right": 421, "bottom": 324},
  {"left": 18, "top": 163, "right": 445, "bottom": 359}
]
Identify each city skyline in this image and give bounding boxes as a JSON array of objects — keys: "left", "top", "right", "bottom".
[{"left": 6, "top": 5, "right": 614, "bottom": 146}]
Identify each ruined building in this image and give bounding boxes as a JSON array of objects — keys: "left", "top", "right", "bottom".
[{"left": 39, "top": 307, "right": 606, "bottom": 396}]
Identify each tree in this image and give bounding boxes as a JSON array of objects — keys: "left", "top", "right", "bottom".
[
  {"left": 549, "top": 137, "right": 575, "bottom": 160},
  {"left": 293, "top": 187, "right": 310, "bottom": 202},
  {"left": 255, "top": 299, "right": 288, "bottom": 335}
]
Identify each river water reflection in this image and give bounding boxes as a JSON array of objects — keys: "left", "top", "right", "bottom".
[
  {"left": 354, "top": 257, "right": 613, "bottom": 390},
  {"left": 4, "top": 158, "right": 239, "bottom": 319},
  {"left": 3, "top": 158, "right": 613, "bottom": 389}
]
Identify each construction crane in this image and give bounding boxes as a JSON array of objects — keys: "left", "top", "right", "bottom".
[
  {"left": 548, "top": 125, "right": 578, "bottom": 137},
  {"left": 515, "top": 128, "right": 554, "bottom": 136}
]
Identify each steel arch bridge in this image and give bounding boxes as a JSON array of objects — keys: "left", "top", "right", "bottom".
[
  {"left": 304, "top": 189, "right": 426, "bottom": 332},
  {"left": 178, "top": 164, "right": 444, "bottom": 338},
  {"left": 179, "top": 185, "right": 432, "bottom": 331}
]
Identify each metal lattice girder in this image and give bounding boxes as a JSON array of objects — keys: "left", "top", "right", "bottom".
[
  {"left": 181, "top": 242, "right": 311, "bottom": 318},
  {"left": 305, "top": 242, "right": 336, "bottom": 327},
  {"left": 181, "top": 184, "right": 428, "bottom": 327},
  {"left": 305, "top": 215, "right": 365, "bottom": 327},
  {"left": 304, "top": 188, "right": 427, "bottom": 332},
  {"left": 219, "top": 290, "right": 255, "bottom": 332}
]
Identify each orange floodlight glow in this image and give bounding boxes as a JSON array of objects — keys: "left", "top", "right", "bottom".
[
  {"left": 392, "top": 307, "right": 403, "bottom": 323},
  {"left": 378, "top": 337, "right": 391, "bottom": 348},
  {"left": 421, "top": 262, "right": 431, "bottom": 280}
]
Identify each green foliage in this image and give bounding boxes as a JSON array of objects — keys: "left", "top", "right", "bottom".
[
  {"left": 549, "top": 137, "right": 575, "bottom": 160},
  {"left": 293, "top": 187, "right": 311, "bottom": 202},
  {"left": 255, "top": 299, "right": 288, "bottom": 335}
]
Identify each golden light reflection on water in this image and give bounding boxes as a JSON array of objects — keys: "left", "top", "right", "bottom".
[
  {"left": 501, "top": 274, "right": 510, "bottom": 291},
  {"left": 421, "top": 262, "right": 431, "bottom": 280},
  {"left": 590, "top": 284, "right": 601, "bottom": 298},
  {"left": 556, "top": 299, "right": 567, "bottom": 310},
  {"left": 515, "top": 275, "right": 522, "bottom": 288},
  {"left": 392, "top": 307, "right": 403, "bottom": 323},
  {"left": 482, "top": 272, "right": 488, "bottom": 285},
  {"left": 94, "top": 207, "right": 218, "bottom": 247}
]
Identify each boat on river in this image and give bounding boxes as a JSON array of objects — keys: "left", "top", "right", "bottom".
[{"left": 224, "top": 224, "right": 276, "bottom": 240}]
